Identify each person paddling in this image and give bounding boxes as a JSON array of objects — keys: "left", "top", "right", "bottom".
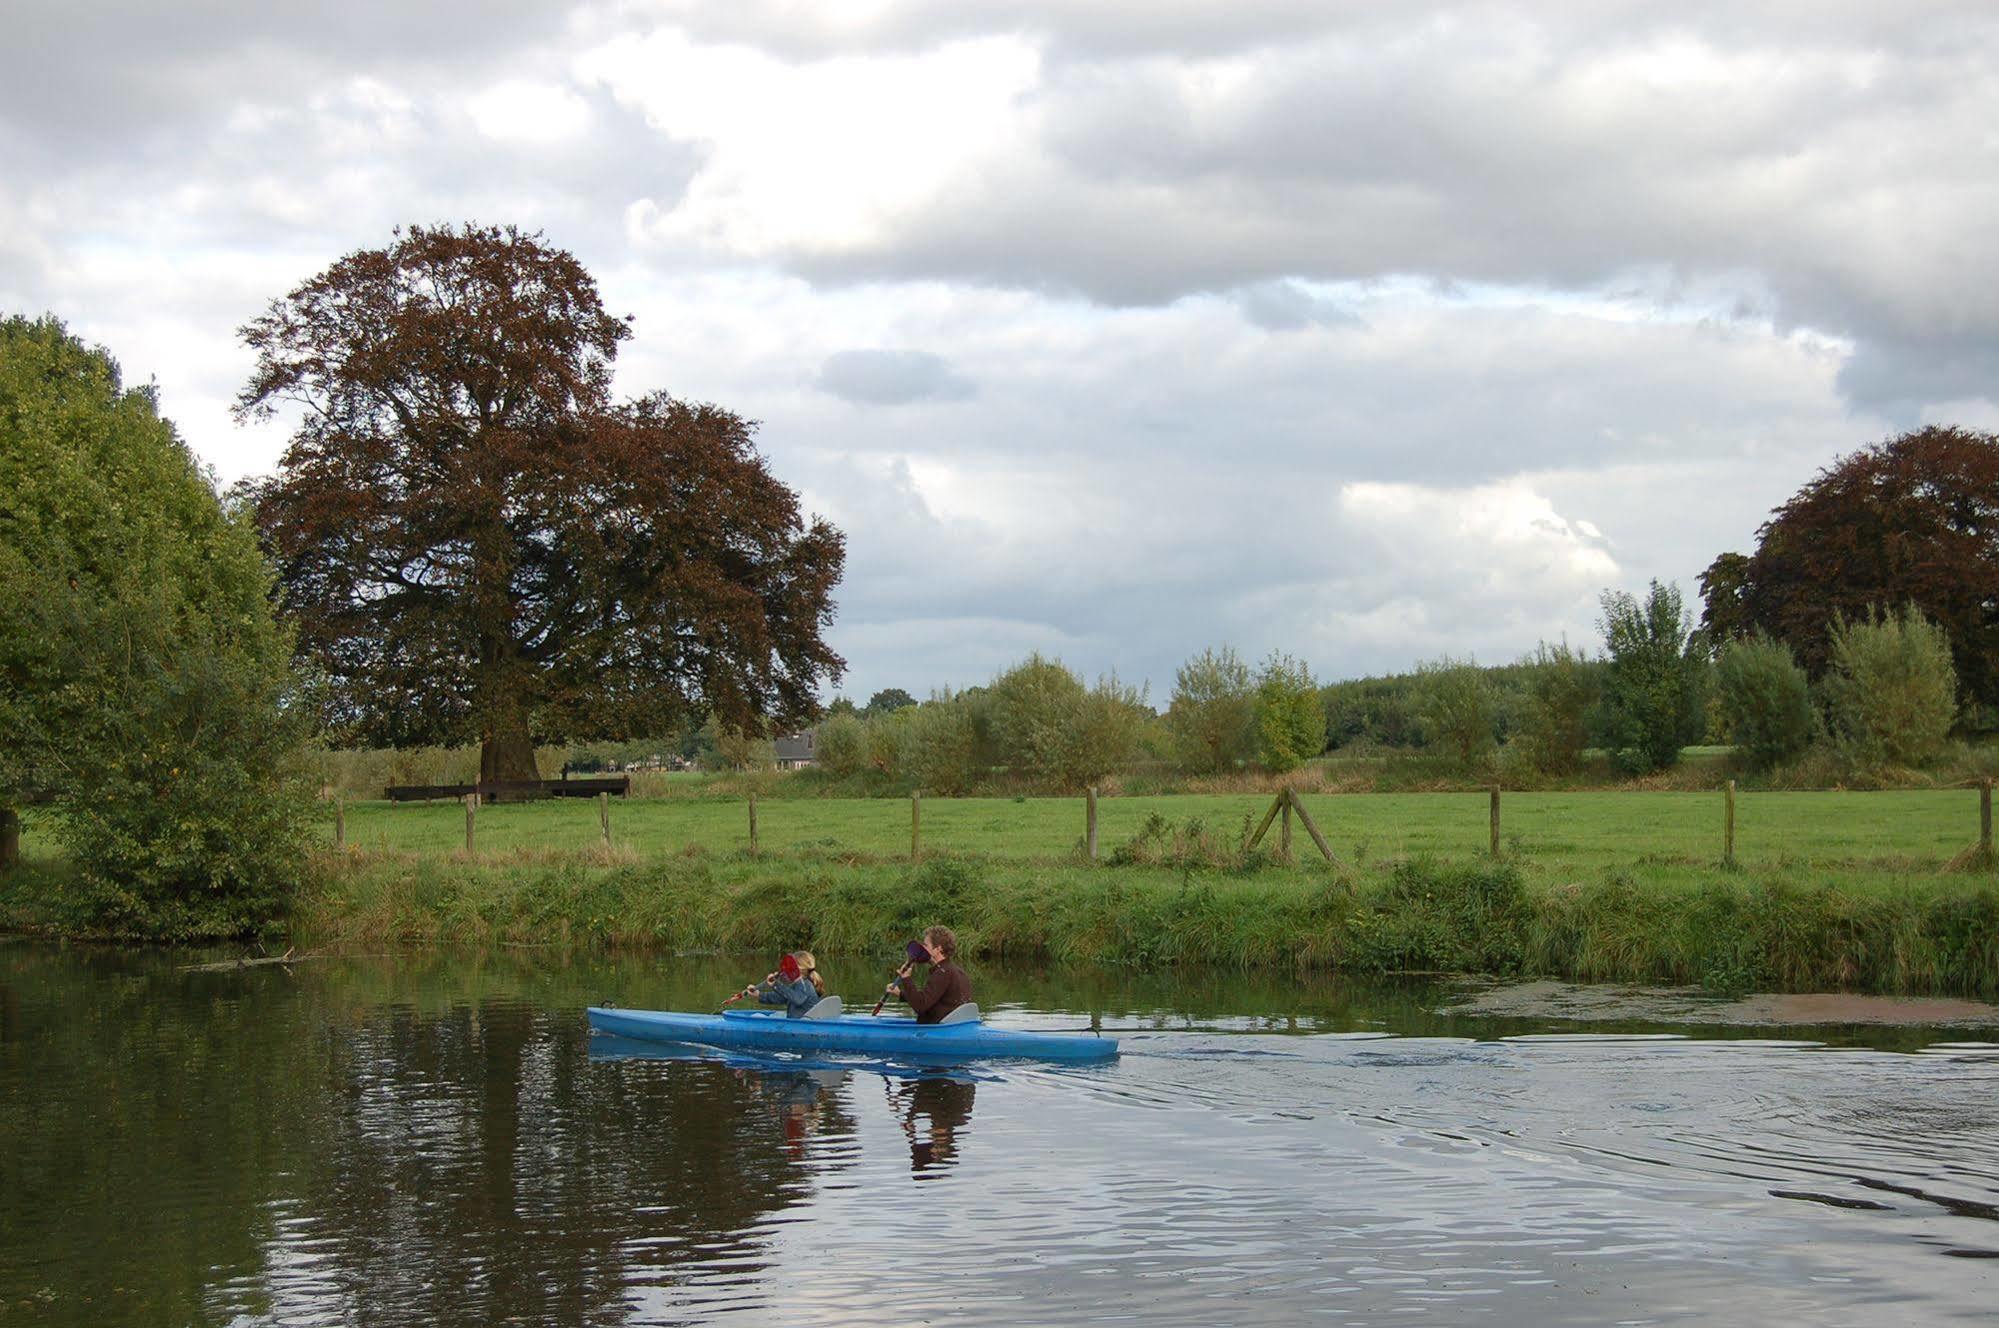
[
  {"left": 885, "top": 926, "right": 970, "bottom": 1024},
  {"left": 741, "top": 951, "right": 824, "bottom": 1018}
]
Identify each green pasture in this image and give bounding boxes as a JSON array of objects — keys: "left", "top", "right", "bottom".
[{"left": 320, "top": 788, "right": 1991, "bottom": 875}]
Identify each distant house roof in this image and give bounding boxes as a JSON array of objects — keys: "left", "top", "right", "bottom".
[{"left": 774, "top": 733, "right": 815, "bottom": 762}]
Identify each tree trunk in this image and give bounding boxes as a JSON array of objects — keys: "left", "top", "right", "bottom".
[
  {"left": 480, "top": 727, "right": 541, "bottom": 785},
  {"left": 0, "top": 807, "right": 18, "bottom": 871},
  {"left": 475, "top": 630, "right": 539, "bottom": 785}
]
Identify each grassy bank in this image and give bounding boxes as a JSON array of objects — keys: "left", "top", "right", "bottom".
[
  {"left": 255, "top": 850, "right": 1999, "bottom": 998},
  {"left": 9, "top": 790, "right": 1998, "bottom": 997}
]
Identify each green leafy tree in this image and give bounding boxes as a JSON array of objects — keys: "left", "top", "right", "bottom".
[
  {"left": 1414, "top": 656, "right": 1495, "bottom": 768},
  {"left": 1715, "top": 636, "right": 1816, "bottom": 768},
  {"left": 1595, "top": 581, "right": 1706, "bottom": 774},
  {"left": 1823, "top": 607, "right": 1957, "bottom": 767},
  {"left": 1167, "top": 645, "right": 1255, "bottom": 773},
  {"left": 864, "top": 688, "right": 918, "bottom": 717},
  {"left": 1253, "top": 652, "right": 1324, "bottom": 772},
  {"left": 0, "top": 316, "right": 309, "bottom": 933},
  {"left": 1511, "top": 642, "right": 1597, "bottom": 775},
  {"left": 826, "top": 696, "right": 860, "bottom": 717},
  {"left": 1321, "top": 676, "right": 1421, "bottom": 749}
]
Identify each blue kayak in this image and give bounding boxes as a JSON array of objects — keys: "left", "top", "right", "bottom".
[{"left": 586, "top": 1004, "right": 1118, "bottom": 1064}]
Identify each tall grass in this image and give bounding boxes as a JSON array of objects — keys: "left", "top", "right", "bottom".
[{"left": 279, "top": 851, "right": 1999, "bottom": 999}]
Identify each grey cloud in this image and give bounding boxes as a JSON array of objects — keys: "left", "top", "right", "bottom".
[
  {"left": 815, "top": 350, "right": 977, "bottom": 406},
  {"left": 2, "top": 0, "right": 569, "bottom": 156},
  {"left": 750, "top": 4, "right": 1999, "bottom": 413},
  {"left": 1235, "top": 281, "right": 1363, "bottom": 332}
]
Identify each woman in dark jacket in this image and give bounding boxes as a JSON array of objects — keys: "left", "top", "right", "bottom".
[{"left": 887, "top": 926, "right": 971, "bottom": 1023}]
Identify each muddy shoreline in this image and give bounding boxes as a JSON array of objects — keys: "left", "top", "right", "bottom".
[{"left": 1448, "top": 979, "right": 1999, "bottom": 1028}]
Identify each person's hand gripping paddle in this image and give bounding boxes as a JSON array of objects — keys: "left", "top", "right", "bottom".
[
  {"left": 870, "top": 940, "right": 931, "bottom": 1017},
  {"left": 721, "top": 953, "right": 801, "bottom": 1013}
]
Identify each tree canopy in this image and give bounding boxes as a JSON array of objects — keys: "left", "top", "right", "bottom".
[
  {"left": 1700, "top": 425, "right": 1999, "bottom": 710},
  {"left": 235, "top": 224, "right": 846, "bottom": 781},
  {"left": 0, "top": 316, "right": 308, "bottom": 932}
]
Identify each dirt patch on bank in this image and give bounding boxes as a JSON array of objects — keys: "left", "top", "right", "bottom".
[{"left": 1448, "top": 979, "right": 1999, "bottom": 1028}]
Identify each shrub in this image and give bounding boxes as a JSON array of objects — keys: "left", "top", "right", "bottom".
[
  {"left": 866, "top": 707, "right": 912, "bottom": 777},
  {"left": 1595, "top": 581, "right": 1707, "bottom": 773},
  {"left": 1512, "top": 641, "right": 1596, "bottom": 775},
  {"left": 1824, "top": 607, "right": 1957, "bottom": 766},
  {"left": 1716, "top": 635, "right": 1816, "bottom": 768},
  {"left": 816, "top": 712, "right": 868, "bottom": 777},
  {"left": 1167, "top": 645, "right": 1255, "bottom": 773},
  {"left": 1253, "top": 652, "right": 1323, "bottom": 772},
  {"left": 989, "top": 654, "right": 1146, "bottom": 788},
  {"left": 904, "top": 694, "right": 978, "bottom": 795},
  {"left": 714, "top": 727, "right": 776, "bottom": 771},
  {"left": 1414, "top": 655, "right": 1494, "bottom": 768}
]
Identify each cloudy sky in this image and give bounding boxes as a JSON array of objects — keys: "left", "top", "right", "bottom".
[{"left": 7, "top": 1, "right": 1998, "bottom": 703}]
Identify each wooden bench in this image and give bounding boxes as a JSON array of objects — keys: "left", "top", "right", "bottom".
[{"left": 384, "top": 776, "right": 631, "bottom": 803}]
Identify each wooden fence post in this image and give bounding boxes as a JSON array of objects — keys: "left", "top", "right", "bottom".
[
  {"left": 335, "top": 799, "right": 346, "bottom": 852},
  {"left": 1280, "top": 795, "right": 1293, "bottom": 860},
  {"left": 1489, "top": 786, "right": 1501, "bottom": 857},
  {"left": 464, "top": 792, "right": 476, "bottom": 855},
  {"left": 1983, "top": 778, "right": 1993, "bottom": 861},
  {"left": 1244, "top": 791, "right": 1285, "bottom": 852},
  {"left": 748, "top": 792, "right": 759, "bottom": 856},
  {"left": 1286, "top": 789, "right": 1344, "bottom": 868},
  {"left": 0, "top": 806, "right": 19, "bottom": 871},
  {"left": 1086, "top": 786, "right": 1098, "bottom": 861},
  {"left": 912, "top": 790, "right": 922, "bottom": 860},
  {"left": 1724, "top": 779, "right": 1736, "bottom": 866},
  {"left": 598, "top": 791, "right": 612, "bottom": 850}
]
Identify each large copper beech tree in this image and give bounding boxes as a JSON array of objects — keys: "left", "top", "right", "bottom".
[
  {"left": 1699, "top": 425, "right": 1999, "bottom": 708},
  {"left": 236, "top": 225, "right": 846, "bottom": 782}
]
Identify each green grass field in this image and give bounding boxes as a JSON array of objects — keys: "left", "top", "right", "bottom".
[{"left": 320, "top": 788, "right": 1989, "bottom": 876}]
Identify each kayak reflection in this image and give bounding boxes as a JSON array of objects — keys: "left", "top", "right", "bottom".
[{"left": 591, "top": 1035, "right": 983, "bottom": 1170}]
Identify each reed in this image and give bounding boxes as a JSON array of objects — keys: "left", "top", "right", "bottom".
[{"left": 281, "top": 851, "right": 1999, "bottom": 998}]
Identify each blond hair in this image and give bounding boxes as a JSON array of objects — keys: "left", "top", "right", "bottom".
[{"left": 792, "top": 950, "right": 826, "bottom": 995}]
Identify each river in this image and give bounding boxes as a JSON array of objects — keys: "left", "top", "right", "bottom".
[{"left": 3, "top": 943, "right": 1996, "bottom": 1325}]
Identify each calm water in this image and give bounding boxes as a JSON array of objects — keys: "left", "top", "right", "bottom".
[{"left": 3, "top": 944, "right": 1997, "bottom": 1326}]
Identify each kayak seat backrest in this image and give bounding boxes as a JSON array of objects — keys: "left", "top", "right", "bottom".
[
  {"left": 803, "top": 995, "right": 844, "bottom": 1021},
  {"left": 937, "top": 1002, "right": 980, "bottom": 1025}
]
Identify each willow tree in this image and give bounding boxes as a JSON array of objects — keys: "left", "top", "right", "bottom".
[{"left": 236, "top": 225, "right": 846, "bottom": 781}]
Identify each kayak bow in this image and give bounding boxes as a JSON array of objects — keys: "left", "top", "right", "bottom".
[{"left": 586, "top": 1005, "right": 1118, "bottom": 1064}]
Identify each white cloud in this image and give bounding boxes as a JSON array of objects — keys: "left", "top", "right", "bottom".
[
  {"left": 579, "top": 31, "right": 1039, "bottom": 254},
  {"left": 463, "top": 80, "right": 592, "bottom": 144}
]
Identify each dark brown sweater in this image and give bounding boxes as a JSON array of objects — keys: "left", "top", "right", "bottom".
[{"left": 897, "top": 960, "right": 971, "bottom": 1024}]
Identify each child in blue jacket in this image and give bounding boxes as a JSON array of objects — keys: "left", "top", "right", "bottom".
[{"left": 742, "top": 951, "right": 824, "bottom": 1017}]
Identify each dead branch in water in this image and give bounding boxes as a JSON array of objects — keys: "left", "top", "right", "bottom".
[{"left": 179, "top": 947, "right": 322, "bottom": 973}]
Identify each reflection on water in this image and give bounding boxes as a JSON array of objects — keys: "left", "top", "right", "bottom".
[{"left": 3, "top": 943, "right": 1998, "bottom": 1325}]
